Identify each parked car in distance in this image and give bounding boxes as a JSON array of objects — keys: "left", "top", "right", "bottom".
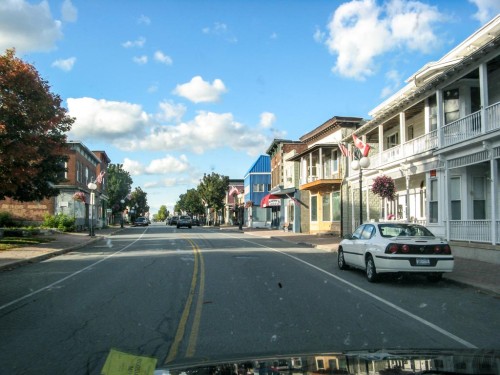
[
  {"left": 133, "top": 217, "right": 149, "bottom": 226},
  {"left": 338, "top": 223, "right": 454, "bottom": 283},
  {"left": 167, "top": 216, "right": 178, "bottom": 226},
  {"left": 177, "top": 215, "right": 192, "bottom": 229},
  {"left": 192, "top": 218, "right": 200, "bottom": 226}
]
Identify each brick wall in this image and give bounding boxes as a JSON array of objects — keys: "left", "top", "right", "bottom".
[{"left": 0, "top": 197, "right": 55, "bottom": 224}]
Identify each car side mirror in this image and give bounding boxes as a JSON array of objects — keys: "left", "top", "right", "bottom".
[{"left": 343, "top": 234, "right": 354, "bottom": 240}]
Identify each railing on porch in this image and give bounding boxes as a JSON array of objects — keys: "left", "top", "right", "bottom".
[
  {"left": 450, "top": 220, "right": 491, "bottom": 243},
  {"left": 486, "top": 101, "right": 500, "bottom": 132},
  {"left": 367, "top": 131, "right": 438, "bottom": 169},
  {"left": 442, "top": 111, "right": 482, "bottom": 147}
]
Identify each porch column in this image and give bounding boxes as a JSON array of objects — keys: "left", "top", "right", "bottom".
[
  {"left": 491, "top": 156, "right": 498, "bottom": 245},
  {"left": 378, "top": 125, "right": 384, "bottom": 153},
  {"left": 309, "top": 153, "right": 313, "bottom": 181},
  {"left": 424, "top": 97, "right": 430, "bottom": 133},
  {"left": 479, "top": 63, "right": 489, "bottom": 133},
  {"left": 436, "top": 89, "right": 444, "bottom": 148},
  {"left": 400, "top": 112, "right": 406, "bottom": 143},
  {"left": 319, "top": 148, "right": 323, "bottom": 179},
  {"left": 444, "top": 159, "right": 451, "bottom": 241}
]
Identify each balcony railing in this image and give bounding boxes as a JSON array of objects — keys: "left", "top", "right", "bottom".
[
  {"left": 450, "top": 220, "right": 491, "bottom": 243},
  {"left": 367, "top": 131, "right": 438, "bottom": 169},
  {"left": 442, "top": 111, "right": 482, "bottom": 147},
  {"left": 486, "top": 101, "right": 500, "bottom": 132}
]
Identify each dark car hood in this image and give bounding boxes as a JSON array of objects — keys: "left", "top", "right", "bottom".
[{"left": 147, "top": 349, "right": 500, "bottom": 375}]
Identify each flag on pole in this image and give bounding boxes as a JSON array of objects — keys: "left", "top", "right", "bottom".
[
  {"left": 96, "top": 170, "right": 106, "bottom": 184},
  {"left": 352, "top": 134, "right": 371, "bottom": 157},
  {"left": 338, "top": 142, "right": 350, "bottom": 158}
]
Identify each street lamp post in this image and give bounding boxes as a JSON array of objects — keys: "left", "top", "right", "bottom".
[
  {"left": 351, "top": 156, "right": 371, "bottom": 226},
  {"left": 237, "top": 193, "right": 244, "bottom": 230},
  {"left": 87, "top": 182, "right": 97, "bottom": 236},
  {"left": 120, "top": 199, "right": 125, "bottom": 228}
]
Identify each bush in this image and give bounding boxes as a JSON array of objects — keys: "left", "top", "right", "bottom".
[
  {"left": 0, "top": 211, "right": 15, "bottom": 227},
  {"left": 42, "top": 213, "right": 75, "bottom": 232}
]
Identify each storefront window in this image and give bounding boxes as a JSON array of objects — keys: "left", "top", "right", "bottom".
[
  {"left": 332, "top": 191, "right": 341, "bottom": 221},
  {"left": 322, "top": 194, "right": 330, "bottom": 221},
  {"left": 311, "top": 196, "right": 317, "bottom": 222}
]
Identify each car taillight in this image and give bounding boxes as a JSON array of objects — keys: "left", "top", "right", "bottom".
[
  {"left": 386, "top": 244, "right": 399, "bottom": 254},
  {"left": 434, "top": 245, "right": 442, "bottom": 254},
  {"left": 401, "top": 244, "right": 410, "bottom": 253},
  {"left": 443, "top": 244, "right": 451, "bottom": 254}
]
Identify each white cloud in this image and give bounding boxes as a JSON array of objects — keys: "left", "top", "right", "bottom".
[
  {"left": 259, "top": 112, "right": 276, "bottom": 129},
  {"left": 173, "top": 76, "right": 227, "bottom": 103},
  {"left": 148, "top": 83, "right": 159, "bottom": 93},
  {"left": 124, "top": 111, "right": 272, "bottom": 156},
  {"left": 469, "top": 0, "right": 500, "bottom": 24},
  {"left": 67, "top": 97, "right": 150, "bottom": 140},
  {"left": 157, "top": 100, "right": 187, "bottom": 123},
  {"left": 122, "top": 37, "right": 146, "bottom": 48},
  {"left": 202, "top": 22, "right": 237, "bottom": 43},
  {"left": 67, "top": 97, "right": 281, "bottom": 157},
  {"left": 123, "top": 158, "right": 144, "bottom": 176},
  {"left": 0, "top": 0, "right": 63, "bottom": 54},
  {"left": 380, "top": 69, "right": 403, "bottom": 98},
  {"left": 52, "top": 57, "right": 76, "bottom": 71},
  {"left": 145, "top": 155, "right": 190, "bottom": 174},
  {"left": 133, "top": 55, "right": 148, "bottom": 65},
  {"left": 154, "top": 50, "right": 173, "bottom": 65},
  {"left": 123, "top": 155, "right": 191, "bottom": 176},
  {"left": 138, "top": 14, "right": 151, "bottom": 25},
  {"left": 324, "top": 0, "right": 444, "bottom": 80},
  {"left": 313, "top": 26, "right": 325, "bottom": 43},
  {"left": 61, "top": 0, "right": 77, "bottom": 23}
]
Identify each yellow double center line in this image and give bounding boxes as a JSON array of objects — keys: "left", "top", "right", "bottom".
[{"left": 165, "top": 238, "right": 205, "bottom": 363}]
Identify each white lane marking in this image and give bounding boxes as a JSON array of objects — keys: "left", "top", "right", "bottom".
[
  {"left": 222, "top": 232, "right": 477, "bottom": 349},
  {"left": 0, "top": 230, "right": 148, "bottom": 312}
]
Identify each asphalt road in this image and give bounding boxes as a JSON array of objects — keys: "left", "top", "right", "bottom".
[{"left": 0, "top": 223, "right": 499, "bottom": 374}]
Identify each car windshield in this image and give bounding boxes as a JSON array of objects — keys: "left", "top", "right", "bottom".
[
  {"left": 379, "top": 224, "right": 436, "bottom": 238},
  {"left": 1, "top": 2, "right": 499, "bottom": 374}
]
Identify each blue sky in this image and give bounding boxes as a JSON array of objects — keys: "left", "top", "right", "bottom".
[{"left": 1, "top": 0, "right": 499, "bottom": 214}]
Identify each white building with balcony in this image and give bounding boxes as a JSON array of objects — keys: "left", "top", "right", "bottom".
[{"left": 343, "top": 15, "right": 500, "bottom": 248}]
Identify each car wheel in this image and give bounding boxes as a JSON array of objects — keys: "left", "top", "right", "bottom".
[
  {"left": 427, "top": 273, "right": 443, "bottom": 282},
  {"left": 338, "top": 248, "right": 348, "bottom": 270},
  {"left": 188, "top": 226, "right": 192, "bottom": 229},
  {"left": 366, "top": 255, "right": 378, "bottom": 283},
  {"left": 177, "top": 225, "right": 180, "bottom": 229}
]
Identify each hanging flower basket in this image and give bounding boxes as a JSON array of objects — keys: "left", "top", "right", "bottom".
[
  {"left": 371, "top": 175, "right": 396, "bottom": 201},
  {"left": 72, "top": 191, "right": 86, "bottom": 203}
]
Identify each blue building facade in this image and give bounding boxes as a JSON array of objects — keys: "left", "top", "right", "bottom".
[{"left": 244, "top": 155, "right": 271, "bottom": 228}]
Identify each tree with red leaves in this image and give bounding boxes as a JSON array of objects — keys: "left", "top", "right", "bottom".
[{"left": 0, "top": 49, "right": 74, "bottom": 201}]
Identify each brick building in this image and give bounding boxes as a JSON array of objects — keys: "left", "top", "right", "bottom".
[{"left": 0, "top": 141, "right": 111, "bottom": 230}]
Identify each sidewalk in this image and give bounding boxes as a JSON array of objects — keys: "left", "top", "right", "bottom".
[{"left": 1, "top": 225, "right": 499, "bottom": 296}]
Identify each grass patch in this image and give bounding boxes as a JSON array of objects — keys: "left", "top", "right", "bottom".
[{"left": 0, "top": 237, "right": 55, "bottom": 251}]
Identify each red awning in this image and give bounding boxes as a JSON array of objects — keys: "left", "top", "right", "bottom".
[{"left": 260, "top": 194, "right": 281, "bottom": 208}]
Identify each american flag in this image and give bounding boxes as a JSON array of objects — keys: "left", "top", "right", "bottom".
[
  {"left": 338, "top": 142, "right": 350, "bottom": 158},
  {"left": 96, "top": 171, "right": 106, "bottom": 184}
]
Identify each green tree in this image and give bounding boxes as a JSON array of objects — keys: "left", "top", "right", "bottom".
[
  {"left": 129, "top": 187, "right": 149, "bottom": 218},
  {"left": 157, "top": 205, "right": 169, "bottom": 221},
  {"left": 0, "top": 49, "right": 74, "bottom": 201},
  {"left": 197, "top": 172, "right": 229, "bottom": 225},
  {"left": 176, "top": 189, "right": 204, "bottom": 215},
  {"left": 106, "top": 164, "right": 133, "bottom": 213}
]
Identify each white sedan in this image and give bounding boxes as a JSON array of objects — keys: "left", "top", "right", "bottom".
[{"left": 338, "top": 223, "right": 454, "bottom": 282}]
